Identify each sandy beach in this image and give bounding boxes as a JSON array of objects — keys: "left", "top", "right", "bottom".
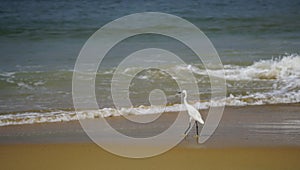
[
  {"left": 0, "top": 104, "right": 300, "bottom": 169},
  {"left": 1, "top": 144, "right": 299, "bottom": 170}
]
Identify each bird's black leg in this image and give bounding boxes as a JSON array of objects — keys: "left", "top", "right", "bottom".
[
  {"left": 195, "top": 121, "right": 199, "bottom": 136},
  {"left": 184, "top": 122, "right": 191, "bottom": 135}
]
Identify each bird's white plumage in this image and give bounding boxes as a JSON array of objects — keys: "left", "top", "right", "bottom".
[{"left": 182, "top": 90, "right": 204, "bottom": 124}]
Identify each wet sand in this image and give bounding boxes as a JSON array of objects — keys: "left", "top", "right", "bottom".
[{"left": 0, "top": 104, "right": 300, "bottom": 169}]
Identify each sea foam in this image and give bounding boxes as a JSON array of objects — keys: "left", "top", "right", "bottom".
[{"left": 0, "top": 54, "right": 299, "bottom": 126}]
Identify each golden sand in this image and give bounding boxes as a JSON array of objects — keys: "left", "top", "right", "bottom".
[{"left": 0, "top": 144, "right": 299, "bottom": 170}]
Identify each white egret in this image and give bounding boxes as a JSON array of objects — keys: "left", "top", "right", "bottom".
[{"left": 178, "top": 90, "right": 204, "bottom": 137}]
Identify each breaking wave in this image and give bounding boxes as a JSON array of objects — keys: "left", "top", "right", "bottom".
[{"left": 0, "top": 54, "right": 299, "bottom": 126}]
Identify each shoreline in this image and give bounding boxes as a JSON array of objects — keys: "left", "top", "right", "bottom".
[
  {"left": 0, "top": 103, "right": 300, "bottom": 169},
  {"left": 0, "top": 103, "right": 299, "bottom": 147}
]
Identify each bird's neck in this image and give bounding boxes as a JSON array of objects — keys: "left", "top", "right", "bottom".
[{"left": 183, "top": 95, "right": 188, "bottom": 105}]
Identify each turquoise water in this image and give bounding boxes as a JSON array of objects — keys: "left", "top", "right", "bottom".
[{"left": 0, "top": 0, "right": 299, "bottom": 125}]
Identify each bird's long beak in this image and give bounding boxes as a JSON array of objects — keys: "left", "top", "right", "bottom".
[{"left": 176, "top": 91, "right": 182, "bottom": 95}]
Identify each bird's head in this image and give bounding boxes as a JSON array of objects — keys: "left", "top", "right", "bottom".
[{"left": 177, "top": 90, "right": 187, "bottom": 96}]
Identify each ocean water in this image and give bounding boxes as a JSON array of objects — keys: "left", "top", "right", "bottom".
[{"left": 0, "top": 0, "right": 299, "bottom": 126}]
